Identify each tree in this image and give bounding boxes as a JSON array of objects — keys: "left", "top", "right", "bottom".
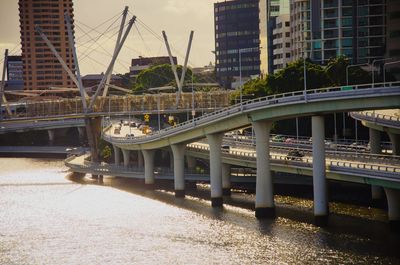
[
  {"left": 325, "top": 55, "right": 371, "bottom": 86},
  {"left": 267, "top": 59, "right": 330, "bottom": 94},
  {"left": 133, "top": 64, "right": 193, "bottom": 93}
]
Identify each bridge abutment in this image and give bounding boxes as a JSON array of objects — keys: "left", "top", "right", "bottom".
[
  {"left": 171, "top": 144, "right": 186, "bottom": 198},
  {"left": 207, "top": 133, "right": 224, "bottom": 207},
  {"left": 369, "top": 128, "right": 384, "bottom": 202},
  {"left": 253, "top": 121, "right": 275, "bottom": 218},
  {"left": 222, "top": 163, "right": 231, "bottom": 196},
  {"left": 312, "top": 116, "right": 329, "bottom": 226},
  {"left": 142, "top": 150, "right": 155, "bottom": 186},
  {"left": 384, "top": 188, "right": 400, "bottom": 231}
]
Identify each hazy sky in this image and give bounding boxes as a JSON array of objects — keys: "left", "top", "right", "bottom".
[{"left": 0, "top": 0, "right": 218, "bottom": 77}]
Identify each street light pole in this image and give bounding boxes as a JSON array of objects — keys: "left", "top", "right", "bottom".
[
  {"left": 383, "top": 60, "right": 400, "bottom": 84},
  {"left": 345, "top": 63, "right": 369, "bottom": 86},
  {"left": 239, "top": 49, "right": 242, "bottom": 105},
  {"left": 372, "top": 57, "right": 393, "bottom": 85}
]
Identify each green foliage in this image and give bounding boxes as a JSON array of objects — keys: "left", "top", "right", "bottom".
[
  {"left": 267, "top": 59, "right": 330, "bottom": 94},
  {"left": 325, "top": 56, "right": 371, "bottom": 85},
  {"left": 99, "top": 139, "right": 112, "bottom": 163},
  {"left": 133, "top": 64, "right": 193, "bottom": 93}
]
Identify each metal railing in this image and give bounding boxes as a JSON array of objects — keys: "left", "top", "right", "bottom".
[
  {"left": 186, "top": 143, "right": 400, "bottom": 180},
  {"left": 350, "top": 110, "right": 400, "bottom": 129},
  {"left": 103, "top": 81, "right": 400, "bottom": 145}
]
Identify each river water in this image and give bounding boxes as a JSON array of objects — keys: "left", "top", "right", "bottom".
[{"left": 1, "top": 158, "right": 399, "bottom": 264}]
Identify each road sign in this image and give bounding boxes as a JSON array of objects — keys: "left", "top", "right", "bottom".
[{"left": 144, "top": 114, "right": 150, "bottom": 122}]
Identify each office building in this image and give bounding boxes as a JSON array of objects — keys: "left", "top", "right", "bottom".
[
  {"left": 18, "top": 0, "right": 75, "bottom": 90},
  {"left": 259, "top": 0, "right": 290, "bottom": 75},
  {"left": 290, "top": 0, "right": 387, "bottom": 65},
  {"left": 214, "top": 0, "right": 260, "bottom": 88}
]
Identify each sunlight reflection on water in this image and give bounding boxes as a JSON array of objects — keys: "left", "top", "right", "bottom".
[{"left": 0, "top": 158, "right": 399, "bottom": 264}]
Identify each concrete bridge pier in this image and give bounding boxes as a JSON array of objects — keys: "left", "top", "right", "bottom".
[
  {"left": 47, "top": 129, "right": 55, "bottom": 144},
  {"left": 171, "top": 144, "right": 186, "bottom": 197},
  {"left": 312, "top": 116, "right": 329, "bottom": 226},
  {"left": 142, "top": 150, "right": 155, "bottom": 186},
  {"left": 207, "top": 133, "right": 224, "bottom": 207},
  {"left": 169, "top": 149, "right": 174, "bottom": 170},
  {"left": 187, "top": 156, "right": 197, "bottom": 170},
  {"left": 369, "top": 128, "right": 384, "bottom": 201},
  {"left": 222, "top": 163, "right": 231, "bottom": 196},
  {"left": 253, "top": 121, "right": 275, "bottom": 218},
  {"left": 138, "top": 150, "right": 144, "bottom": 170},
  {"left": 77, "top": 127, "right": 86, "bottom": 140},
  {"left": 388, "top": 132, "right": 400, "bottom": 156},
  {"left": 384, "top": 188, "right": 400, "bottom": 230},
  {"left": 122, "top": 149, "right": 130, "bottom": 167},
  {"left": 113, "top": 145, "right": 121, "bottom": 165}
]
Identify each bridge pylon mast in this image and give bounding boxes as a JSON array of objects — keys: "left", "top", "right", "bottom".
[
  {"left": 103, "top": 6, "right": 129, "bottom": 97},
  {"left": 162, "top": 31, "right": 194, "bottom": 107}
]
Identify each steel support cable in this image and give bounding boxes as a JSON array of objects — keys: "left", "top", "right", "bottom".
[
  {"left": 77, "top": 20, "right": 143, "bottom": 59},
  {"left": 75, "top": 23, "right": 132, "bottom": 70},
  {"left": 76, "top": 20, "right": 124, "bottom": 61},
  {"left": 134, "top": 17, "right": 217, "bottom": 86},
  {"left": 134, "top": 23, "right": 151, "bottom": 56},
  {"left": 74, "top": 11, "right": 122, "bottom": 43}
]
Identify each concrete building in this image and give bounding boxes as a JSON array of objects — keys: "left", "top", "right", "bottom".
[
  {"left": 82, "top": 74, "right": 125, "bottom": 88},
  {"left": 386, "top": 0, "right": 400, "bottom": 80},
  {"left": 18, "top": 0, "right": 75, "bottom": 90},
  {"left": 272, "top": 14, "right": 291, "bottom": 72},
  {"left": 214, "top": 0, "right": 260, "bottom": 89},
  {"left": 129, "top": 56, "right": 177, "bottom": 78},
  {"left": 5, "top": 55, "right": 24, "bottom": 91},
  {"left": 290, "top": 0, "right": 387, "bottom": 65},
  {"left": 259, "top": 0, "right": 290, "bottom": 75}
]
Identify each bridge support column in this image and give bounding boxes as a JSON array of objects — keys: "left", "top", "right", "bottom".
[
  {"left": 207, "top": 133, "right": 224, "bottom": 207},
  {"left": 384, "top": 188, "right": 400, "bottom": 230},
  {"left": 47, "top": 129, "right": 55, "bottom": 144},
  {"left": 142, "top": 150, "right": 155, "bottom": 186},
  {"left": 369, "top": 128, "right": 383, "bottom": 201},
  {"left": 171, "top": 144, "right": 186, "bottom": 197},
  {"left": 388, "top": 132, "right": 400, "bottom": 156},
  {"left": 169, "top": 149, "right": 174, "bottom": 170},
  {"left": 138, "top": 150, "right": 144, "bottom": 170},
  {"left": 222, "top": 163, "right": 231, "bottom": 196},
  {"left": 113, "top": 145, "right": 121, "bottom": 165},
  {"left": 253, "top": 121, "right": 275, "bottom": 218},
  {"left": 312, "top": 116, "right": 328, "bottom": 226},
  {"left": 77, "top": 127, "right": 85, "bottom": 140},
  {"left": 122, "top": 149, "right": 130, "bottom": 167},
  {"left": 187, "top": 156, "right": 196, "bottom": 170}
]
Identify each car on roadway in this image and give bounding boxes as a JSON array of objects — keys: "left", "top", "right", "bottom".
[
  {"left": 285, "top": 149, "right": 304, "bottom": 161},
  {"left": 272, "top": 134, "right": 286, "bottom": 142}
]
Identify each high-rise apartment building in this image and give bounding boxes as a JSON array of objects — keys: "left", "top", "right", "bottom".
[
  {"left": 18, "top": 0, "right": 75, "bottom": 90},
  {"left": 259, "top": 0, "right": 290, "bottom": 75},
  {"left": 214, "top": 0, "right": 260, "bottom": 88},
  {"left": 387, "top": 0, "right": 400, "bottom": 58},
  {"left": 272, "top": 14, "right": 291, "bottom": 72},
  {"left": 290, "top": 0, "right": 387, "bottom": 65}
]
